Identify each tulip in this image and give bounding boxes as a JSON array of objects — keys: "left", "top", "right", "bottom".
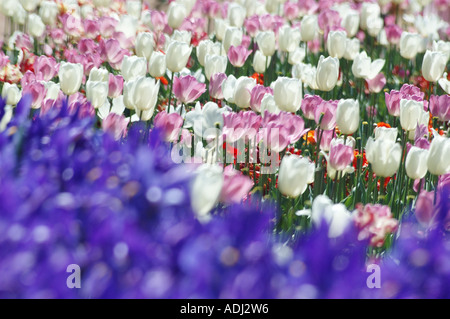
[
  {"left": 327, "top": 31, "right": 347, "bottom": 59},
  {"left": 2, "top": 83, "right": 21, "bottom": 106},
  {"left": 171, "top": 30, "right": 192, "bottom": 45},
  {"left": 343, "top": 38, "right": 360, "bottom": 61},
  {"left": 214, "top": 19, "right": 229, "bottom": 42},
  {"left": 253, "top": 50, "right": 270, "bottom": 74},
  {"left": 278, "top": 25, "right": 301, "bottom": 53},
  {"left": 314, "top": 100, "right": 338, "bottom": 131},
  {"left": 415, "top": 190, "right": 435, "bottom": 227},
  {"left": 89, "top": 67, "right": 109, "bottom": 83},
  {"left": 366, "top": 73, "right": 386, "bottom": 93},
  {"left": 439, "top": 74, "right": 450, "bottom": 94},
  {"left": 278, "top": 154, "right": 315, "bottom": 198},
  {"left": 365, "top": 137, "right": 402, "bottom": 177},
  {"left": 135, "top": 32, "right": 155, "bottom": 61},
  {"left": 20, "top": 0, "right": 39, "bottom": 12},
  {"left": 260, "top": 94, "right": 280, "bottom": 117},
  {"left": 204, "top": 54, "right": 227, "bottom": 81},
  {"left": 342, "top": 11, "right": 359, "bottom": 38},
  {"left": 227, "top": 45, "right": 252, "bottom": 68},
  {"left": 223, "top": 27, "right": 243, "bottom": 53},
  {"left": 256, "top": 31, "right": 276, "bottom": 57},
  {"left": 405, "top": 147, "right": 429, "bottom": 180},
  {"left": 250, "top": 85, "right": 273, "bottom": 112},
  {"left": 367, "top": 17, "right": 383, "bottom": 37},
  {"left": 102, "top": 113, "right": 129, "bottom": 140},
  {"left": 86, "top": 80, "right": 109, "bottom": 109},
  {"left": 399, "top": 32, "right": 422, "bottom": 60},
  {"left": 329, "top": 140, "right": 354, "bottom": 172},
  {"left": 273, "top": 77, "right": 303, "bottom": 113},
  {"left": 429, "top": 95, "right": 450, "bottom": 122},
  {"left": 148, "top": 52, "right": 166, "bottom": 78},
  {"left": 336, "top": 99, "right": 359, "bottom": 135},
  {"left": 99, "top": 38, "right": 128, "bottom": 70},
  {"left": 108, "top": 74, "right": 124, "bottom": 98},
  {"left": 166, "top": 41, "right": 192, "bottom": 73},
  {"left": 300, "top": 15, "right": 318, "bottom": 42},
  {"left": 39, "top": 1, "right": 59, "bottom": 26},
  {"left": 196, "top": 40, "right": 222, "bottom": 67},
  {"left": 28, "top": 14, "right": 46, "bottom": 38},
  {"left": 432, "top": 40, "right": 450, "bottom": 62},
  {"left": 316, "top": 55, "right": 339, "bottom": 91},
  {"left": 360, "top": 2, "right": 380, "bottom": 30},
  {"left": 121, "top": 55, "right": 147, "bottom": 82},
  {"left": 209, "top": 73, "right": 227, "bottom": 100},
  {"left": 399, "top": 99, "right": 425, "bottom": 132},
  {"left": 58, "top": 62, "right": 83, "bottom": 96},
  {"left": 153, "top": 111, "right": 184, "bottom": 142},
  {"left": 301, "top": 94, "right": 323, "bottom": 120},
  {"left": 191, "top": 164, "right": 224, "bottom": 218},
  {"left": 173, "top": 75, "right": 206, "bottom": 104},
  {"left": 288, "top": 46, "right": 306, "bottom": 65},
  {"left": 219, "top": 165, "right": 253, "bottom": 204},
  {"left": 427, "top": 134, "right": 450, "bottom": 176},
  {"left": 167, "top": 2, "right": 187, "bottom": 29},
  {"left": 34, "top": 56, "right": 59, "bottom": 82},
  {"left": 422, "top": 50, "right": 447, "bottom": 82},
  {"left": 222, "top": 75, "right": 237, "bottom": 104},
  {"left": 352, "top": 51, "right": 385, "bottom": 80},
  {"left": 374, "top": 126, "right": 398, "bottom": 143},
  {"left": 23, "top": 81, "right": 46, "bottom": 109},
  {"left": 133, "top": 77, "right": 160, "bottom": 119},
  {"left": 233, "top": 76, "right": 257, "bottom": 109},
  {"left": 227, "top": 3, "right": 246, "bottom": 28}
]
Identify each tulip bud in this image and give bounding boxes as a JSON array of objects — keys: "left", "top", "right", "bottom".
[
  {"left": 426, "top": 134, "right": 450, "bottom": 176},
  {"left": 204, "top": 54, "right": 227, "bottom": 81},
  {"left": 228, "top": 3, "right": 246, "bottom": 28},
  {"left": 173, "top": 75, "right": 206, "bottom": 104},
  {"left": 253, "top": 50, "right": 270, "bottom": 74},
  {"left": 278, "top": 154, "right": 315, "bottom": 198},
  {"left": 405, "top": 146, "right": 429, "bottom": 180},
  {"left": 227, "top": 45, "right": 252, "bottom": 68},
  {"left": 365, "top": 137, "right": 402, "bottom": 177},
  {"left": 342, "top": 11, "right": 359, "bottom": 38},
  {"left": 327, "top": 31, "right": 347, "bottom": 59},
  {"left": 1, "top": 83, "right": 22, "bottom": 106},
  {"left": 28, "top": 14, "right": 46, "bottom": 38},
  {"left": 343, "top": 38, "right": 360, "bottom": 61},
  {"left": 273, "top": 77, "right": 303, "bottom": 113},
  {"left": 167, "top": 2, "right": 187, "bottom": 29},
  {"left": 422, "top": 50, "right": 447, "bottom": 82},
  {"left": 233, "top": 76, "right": 257, "bottom": 109},
  {"left": 135, "top": 32, "right": 155, "bottom": 61},
  {"left": 89, "top": 67, "right": 109, "bottom": 83},
  {"left": 166, "top": 41, "right": 192, "bottom": 73},
  {"left": 86, "top": 80, "right": 109, "bottom": 109},
  {"left": 133, "top": 76, "right": 160, "bottom": 116},
  {"left": 121, "top": 55, "right": 147, "bottom": 82},
  {"left": 316, "top": 55, "right": 339, "bottom": 92},
  {"left": 58, "top": 62, "right": 83, "bottom": 96},
  {"left": 148, "top": 52, "right": 166, "bottom": 78},
  {"left": 336, "top": 99, "right": 360, "bottom": 135},
  {"left": 399, "top": 32, "right": 422, "bottom": 60},
  {"left": 278, "top": 25, "right": 301, "bottom": 53},
  {"left": 39, "top": 1, "right": 59, "bottom": 26},
  {"left": 256, "top": 31, "right": 276, "bottom": 56},
  {"left": 300, "top": 15, "right": 318, "bottom": 42},
  {"left": 399, "top": 99, "right": 425, "bottom": 132},
  {"left": 191, "top": 164, "right": 224, "bottom": 218},
  {"left": 223, "top": 27, "right": 243, "bottom": 53}
]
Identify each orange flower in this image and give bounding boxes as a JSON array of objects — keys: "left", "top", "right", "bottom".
[
  {"left": 303, "top": 130, "right": 316, "bottom": 144},
  {"left": 251, "top": 73, "right": 264, "bottom": 85},
  {"left": 376, "top": 122, "right": 391, "bottom": 128},
  {"left": 156, "top": 76, "right": 169, "bottom": 86}
]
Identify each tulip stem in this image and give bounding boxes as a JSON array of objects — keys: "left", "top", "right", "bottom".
[{"left": 167, "top": 72, "right": 175, "bottom": 111}]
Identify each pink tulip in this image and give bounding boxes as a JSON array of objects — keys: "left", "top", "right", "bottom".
[
  {"left": 261, "top": 124, "right": 290, "bottom": 153},
  {"left": 329, "top": 143, "right": 354, "bottom": 171},
  {"left": 385, "top": 24, "right": 402, "bottom": 45},
  {"left": 209, "top": 73, "right": 227, "bottom": 100},
  {"left": 429, "top": 95, "right": 450, "bottom": 122},
  {"left": 223, "top": 111, "right": 262, "bottom": 143},
  {"left": 150, "top": 10, "right": 168, "bottom": 33},
  {"left": 385, "top": 90, "right": 402, "bottom": 116},
  {"left": 400, "top": 84, "right": 424, "bottom": 99},
  {"left": 315, "top": 129, "right": 334, "bottom": 151},
  {"left": 15, "top": 34, "right": 33, "bottom": 51},
  {"left": 49, "top": 29, "right": 66, "bottom": 45},
  {"left": 83, "top": 19, "right": 100, "bottom": 39},
  {"left": 102, "top": 113, "right": 129, "bottom": 140},
  {"left": 153, "top": 111, "right": 184, "bottom": 142},
  {"left": 250, "top": 85, "right": 273, "bottom": 112},
  {"left": 0, "top": 51, "right": 8, "bottom": 69},
  {"left": 108, "top": 74, "right": 124, "bottom": 98},
  {"left": 99, "top": 17, "right": 118, "bottom": 38},
  {"left": 23, "top": 82, "right": 47, "bottom": 109},
  {"left": 60, "top": 14, "right": 83, "bottom": 38},
  {"left": 259, "top": 14, "right": 275, "bottom": 31},
  {"left": 34, "top": 56, "right": 59, "bottom": 82},
  {"left": 244, "top": 16, "right": 260, "bottom": 37},
  {"left": 173, "top": 75, "right": 206, "bottom": 104},
  {"left": 78, "top": 39, "right": 99, "bottom": 55},
  {"left": 99, "top": 39, "right": 129, "bottom": 70},
  {"left": 415, "top": 191, "right": 435, "bottom": 227},
  {"left": 227, "top": 45, "right": 252, "bottom": 68},
  {"left": 301, "top": 94, "right": 323, "bottom": 120},
  {"left": 318, "top": 9, "right": 341, "bottom": 39},
  {"left": 21, "top": 71, "right": 36, "bottom": 87},
  {"left": 314, "top": 100, "right": 338, "bottom": 131},
  {"left": 83, "top": 53, "right": 103, "bottom": 76},
  {"left": 366, "top": 73, "right": 386, "bottom": 93},
  {"left": 219, "top": 165, "right": 254, "bottom": 204},
  {"left": 284, "top": 2, "right": 300, "bottom": 21},
  {"left": 68, "top": 93, "right": 95, "bottom": 119}
]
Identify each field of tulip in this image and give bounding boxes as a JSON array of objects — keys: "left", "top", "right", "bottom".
[{"left": 0, "top": 0, "right": 449, "bottom": 299}]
